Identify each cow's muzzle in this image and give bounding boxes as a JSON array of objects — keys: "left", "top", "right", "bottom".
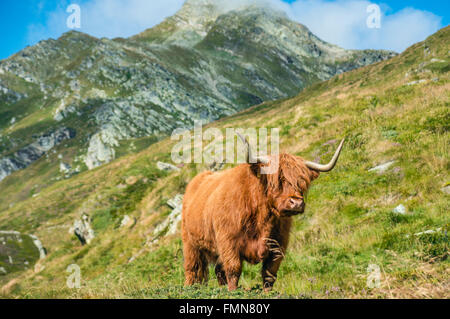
[{"left": 284, "top": 198, "right": 305, "bottom": 215}]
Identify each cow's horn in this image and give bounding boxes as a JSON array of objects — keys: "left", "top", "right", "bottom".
[
  {"left": 305, "top": 138, "right": 345, "bottom": 172},
  {"left": 236, "top": 133, "right": 269, "bottom": 164}
]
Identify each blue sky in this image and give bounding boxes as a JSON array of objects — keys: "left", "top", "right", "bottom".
[{"left": 0, "top": 0, "right": 448, "bottom": 60}]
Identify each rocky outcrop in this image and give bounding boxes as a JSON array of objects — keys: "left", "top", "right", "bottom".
[
  {"left": 0, "top": 127, "right": 76, "bottom": 181},
  {"left": 29, "top": 235, "right": 46, "bottom": 260},
  {"left": 128, "top": 194, "right": 184, "bottom": 263},
  {"left": 70, "top": 214, "right": 95, "bottom": 245},
  {"left": 85, "top": 131, "right": 117, "bottom": 170},
  {"left": 0, "top": 80, "right": 26, "bottom": 104},
  {"left": 0, "top": 231, "right": 46, "bottom": 276},
  {"left": 153, "top": 194, "right": 184, "bottom": 237},
  {"left": 53, "top": 100, "right": 77, "bottom": 121}
]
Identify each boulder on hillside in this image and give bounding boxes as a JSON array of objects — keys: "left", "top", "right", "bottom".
[
  {"left": 70, "top": 213, "right": 95, "bottom": 245},
  {"left": 392, "top": 204, "right": 406, "bottom": 215},
  {"left": 59, "top": 162, "right": 71, "bottom": 174},
  {"left": 159, "top": 194, "right": 184, "bottom": 236},
  {"left": 128, "top": 194, "right": 184, "bottom": 264},
  {"left": 29, "top": 235, "right": 46, "bottom": 260},
  {"left": 120, "top": 215, "right": 136, "bottom": 229}
]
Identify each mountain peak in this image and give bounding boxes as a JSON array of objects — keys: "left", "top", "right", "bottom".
[
  {"left": 132, "top": 0, "right": 223, "bottom": 44},
  {"left": 134, "top": 0, "right": 287, "bottom": 45},
  {"left": 178, "top": 0, "right": 220, "bottom": 18},
  {"left": 179, "top": 0, "right": 282, "bottom": 18}
]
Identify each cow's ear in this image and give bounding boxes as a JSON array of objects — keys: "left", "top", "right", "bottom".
[
  {"left": 309, "top": 169, "right": 320, "bottom": 181},
  {"left": 249, "top": 163, "right": 264, "bottom": 177}
]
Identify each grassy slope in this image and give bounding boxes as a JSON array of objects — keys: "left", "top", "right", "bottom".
[{"left": 0, "top": 27, "right": 448, "bottom": 298}]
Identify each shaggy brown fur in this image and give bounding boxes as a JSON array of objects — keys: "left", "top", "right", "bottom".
[{"left": 181, "top": 153, "right": 320, "bottom": 291}]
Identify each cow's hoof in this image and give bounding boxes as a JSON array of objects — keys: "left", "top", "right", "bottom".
[
  {"left": 227, "top": 285, "right": 238, "bottom": 291},
  {"left": 263, "top": 282, "right": 274, "bottom": 293}
]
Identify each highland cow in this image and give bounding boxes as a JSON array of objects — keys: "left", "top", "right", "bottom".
[{"left": 181, "top": 134, "right": 345, "bottom": 291}]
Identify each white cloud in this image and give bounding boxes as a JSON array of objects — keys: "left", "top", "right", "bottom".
[
  {"left": 282, "top": 0, "right": 442, "bottom": 52},
  {"left": 27, "top": 0, "right": 185, "bottom": 43},
  {"left": 27, "top": 0, "right": 442, "bottom": 53}
]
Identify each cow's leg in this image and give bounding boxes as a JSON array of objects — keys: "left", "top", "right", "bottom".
[
  {"left": 222, "top": 252, "right": 242, "bottom": 291},
  {"left": 215, "top": 262, "right": 227, "bottom": 286},
  {"left": 261, "top": 253, "right": 284, "bottom": 292},
  {"left": 217, "top": 243, "right": 242, "bottom": 290},
  {"left": 261, "top": 220, "right": 291, "bottom": 292},
  {"left": 183, "top": 242, "right": 208, "bottom": 285},
  {"left": 224, "top": 260, "right": 242, "bottom": 291},
  {"left": 200, "top": 252, "right": 209, "bottom": 284}
]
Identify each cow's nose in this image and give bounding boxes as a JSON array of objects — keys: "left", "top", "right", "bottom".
[{"left": 289, "top": 198, "right": 304, "bottom": 211}]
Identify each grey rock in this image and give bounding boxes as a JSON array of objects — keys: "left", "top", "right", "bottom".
[
  {"left": 441, "top": 185, "right": 450, "bottom": 194},
  {"left": 407, "top": 79, "right": 427, "bottom": 86},
  {"left": 154, "top": 194, "right": 184, "bottom": 237},
  {"left": 120, "top": 215, "right": 131, "bottom": 228},
  {"left": 0, "top": 230, "right": 21, "bottom": 236},
  {"left": 157, "top": 161, "right": 180, "bottom": 172},
  {"left": 70, "top": 213, "right": 95, "bottom": 245},
  {"left": 29, "top": 235, "right": 46, "bottom": 259},
  {"left": 120, "top": 215, "right": 136, "bottom": 228},
  {"left": 54, "top": 100, "right": 77, "bottom": 121},
  {"left": 129, "top": 194, "right": 184, "bottom": 263},
  {"left": 85, "top": 131, "right": 117, "bottom": 169},
  {"left": 393, "top": 204, "right": 406, "bottom": 215},
  {"left": 0, "top": 127, "right": 76, "bottom": 181},
  {"left": 414, "top": 228, "right": 442, "bottom": 236},
  {"left": 59, "top": 162, "right": 71, "bottom": 173},
  {"left": 368, "top": 161, "right": 396, "bottom": 174},
  {"left": 0, "top": 80, "right": 25, "bottom": 104}
]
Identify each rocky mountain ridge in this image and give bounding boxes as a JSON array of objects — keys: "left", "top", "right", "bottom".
[{"left": 0, "top": 0, "right": 395, "bottom": 183}]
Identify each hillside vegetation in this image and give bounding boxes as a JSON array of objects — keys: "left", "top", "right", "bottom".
[
  {"left": 0, "top": 26, "right": 449, "bottom": 299},
  {"left": 0, "top": 0, "right": 393, "bottom": 196}
]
